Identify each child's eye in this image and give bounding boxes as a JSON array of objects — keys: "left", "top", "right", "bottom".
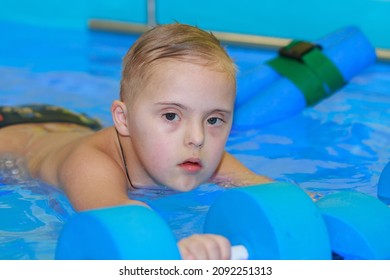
[
  {"left": 207, "top": 117, "right": 223, "bottom": 126},
  {"left": 163, "top": 113, "right": 180, "bottom": 121}
]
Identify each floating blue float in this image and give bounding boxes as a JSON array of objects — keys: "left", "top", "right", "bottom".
[{"left": 233, "top": 26, "right": 376, "bottom": 129}]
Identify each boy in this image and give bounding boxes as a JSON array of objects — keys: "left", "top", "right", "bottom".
[{"left": 0, "top": 23, "right": 271, "bottom": 259}]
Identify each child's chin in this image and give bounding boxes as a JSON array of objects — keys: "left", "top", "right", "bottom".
[
  {"left": 174, "top": 186, "right": 196, "bottom": 193},
  {"left": 171, "top": 182, "right": 200, "bottom": 193},
  {"left": 166, "top": 175, "right": 209, "bottom": 192}
]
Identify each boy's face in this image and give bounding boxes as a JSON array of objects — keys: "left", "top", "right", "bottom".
[{"left": 126, "top": 60, "right": 235, "bottom": 192}]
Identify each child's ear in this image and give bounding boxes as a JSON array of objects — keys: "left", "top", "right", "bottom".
[{"left": 111, "top": 100, "right": 130, "bottom": 136}]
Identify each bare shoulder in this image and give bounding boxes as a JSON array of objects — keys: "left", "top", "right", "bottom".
[
  {"left": 210, "top": 152, "right": 272, "bottom": 187},
  {"left": 57, "top": 127, "right": 130, "bottom": 210}
]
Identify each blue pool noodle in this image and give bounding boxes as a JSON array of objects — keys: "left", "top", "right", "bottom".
[
  {"left": 234, "top": 64, "right": 281, "bottom": 108},
  {"left": 233, "top": 26, "right": 376, "bottom": 130}
]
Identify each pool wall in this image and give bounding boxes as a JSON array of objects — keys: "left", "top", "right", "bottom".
[{"left": 1, "top": 0, "right": 389, "bottom": 49}]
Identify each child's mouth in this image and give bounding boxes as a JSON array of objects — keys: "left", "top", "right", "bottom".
[{"left": 179, "top": 159, "right": 203, "bottom": 173}]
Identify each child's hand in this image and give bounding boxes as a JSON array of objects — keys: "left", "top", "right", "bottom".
[{"left": 178, "top": 234, "right": 231, "bottom": 260}]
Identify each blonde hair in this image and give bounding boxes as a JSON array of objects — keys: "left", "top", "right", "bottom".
[{"left": 120, "top": 23, "right": 236, "bottom": 103}]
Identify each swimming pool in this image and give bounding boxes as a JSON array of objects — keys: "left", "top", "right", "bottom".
[{"left": 1, "top": 21, "right": 390, "bottom": 259}]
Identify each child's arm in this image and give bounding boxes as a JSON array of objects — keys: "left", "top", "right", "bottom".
[{"left": 211, "top": 151, "right": 273, "bottom": 187}]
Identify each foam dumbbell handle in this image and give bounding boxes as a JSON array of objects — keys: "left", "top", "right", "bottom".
[{"left": 231, "top": 245, "right": 249, "bottom": 260}]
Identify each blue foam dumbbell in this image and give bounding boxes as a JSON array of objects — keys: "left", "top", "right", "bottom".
[
  {"left": 55, "top": 182, "right": 332, "bottom": 260},
  {"left": 204, "top": 182, "right": 332, "bottom": 259}
]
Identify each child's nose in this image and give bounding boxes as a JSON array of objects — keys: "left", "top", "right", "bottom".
[{"left": 185, "top": 122, "right": 205, "bottom": 148}]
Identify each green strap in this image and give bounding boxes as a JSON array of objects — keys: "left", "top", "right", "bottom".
[
  {"left": 267, "top": 56, "right": 325, "bottom": 105},
  {"left": 300, "top": 44, "right": 346, "bottom": 94},
  {"left": 267, "top": 40, "right": 346, "bottom": 105}
]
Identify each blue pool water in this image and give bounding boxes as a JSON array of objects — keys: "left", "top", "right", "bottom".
[{"left": 1, "top": 21, "right": 390, "bottom": 259}]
